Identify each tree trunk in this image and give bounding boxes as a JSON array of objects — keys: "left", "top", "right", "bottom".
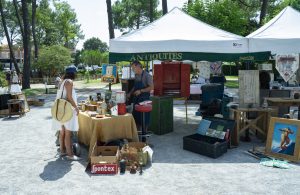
[
  {"left": 162, "top": 0, "right": 168, "bottom": 15},
  {"left": 32, "top": 0, "right": 38, "bottom": 60},
  {"left": 137, "top": 10, "right": 140, "bottom": 29},
  {"left": 21, "top": 0, "right": 31, "bottom": 89},
  {"left": 149, "top": 0, "right": 153, "bottom": 22},
  {"left": 106, "top": 0, "right": 115, "bottom": 39},
  {"left": 0, "top": 0, "right": 20, "bottom": 74},
  {"left": 259, "top": 0, "right": 268, "bottom": 26},
  {"left": 13, "top": 0, "right": 24, "bottom": 39}
]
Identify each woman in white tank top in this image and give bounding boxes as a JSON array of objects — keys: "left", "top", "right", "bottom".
[{"left": 52, "top": 67, "right": 80, "bottom": 161}]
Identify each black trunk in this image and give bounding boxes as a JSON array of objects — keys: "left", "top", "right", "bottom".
[
  {"left": 106, "top": 0, "right": 115, "bottom": 39},
  {"left": 149, "top": 0, "right": 153, "bottom": 22},
  {"left": 259, "top": 0, "right": 268, "bottom": 26},
  {"left": 13, "top": 0, "right": 24, "bottom": 39},
  {"left": 21, "top": 0, "right": 31, "bottom": 89},
  {"left": 0, "top": 0, "right": 20, "bottom": 74},
  {"left": 32, "top": 0, "right": 38, "bottom": 60},
  {"left": 162, "top": 0, "right": 168, "bottom": 15}
]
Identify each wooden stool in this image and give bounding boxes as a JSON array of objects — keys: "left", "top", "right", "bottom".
[{"left": 7, "top": 99, "right": 25, "bottom": 117}]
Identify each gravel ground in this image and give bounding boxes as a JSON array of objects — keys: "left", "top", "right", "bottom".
[{"left": 0, "top": 85, "right": 300, "bottom": 195}]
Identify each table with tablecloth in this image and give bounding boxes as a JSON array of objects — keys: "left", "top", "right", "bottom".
[{"left": 78, "top": 112, "right": 139, "bottom": 156}]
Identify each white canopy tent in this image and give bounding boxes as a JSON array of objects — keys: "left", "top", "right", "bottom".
[
  {"left": 247, "top": 6, "right": 300, "bottom": 55},
  {"left": 109, "top": 7, "right": 269, "bottom": 63}
]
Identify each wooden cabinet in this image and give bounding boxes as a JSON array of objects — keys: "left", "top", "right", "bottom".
[
  {"left": 149, "top": 96, "right": 173, "bottom": 135},
  {"left": 153, "top": 62, "right": 190, "bottom": 98}
]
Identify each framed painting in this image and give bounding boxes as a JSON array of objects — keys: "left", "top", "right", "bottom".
[{"left": 266, "top": 117, "right": 300, "bottom": 162}]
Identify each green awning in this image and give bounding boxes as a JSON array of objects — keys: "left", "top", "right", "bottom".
[{"left": 109, "top": 51, "right": 271, "bottom": 63}]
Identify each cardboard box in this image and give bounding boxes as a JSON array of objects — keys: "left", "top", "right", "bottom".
[
  {"left": 121, "top": 142, "right": 148, "bottom": 166},
  {"left": 90, "top": 144, "right": 119, "bottom": 174}
]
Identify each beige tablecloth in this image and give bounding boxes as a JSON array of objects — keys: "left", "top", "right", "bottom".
[{"left": 78, "top": 112, "right": 138, "bottom": 156}]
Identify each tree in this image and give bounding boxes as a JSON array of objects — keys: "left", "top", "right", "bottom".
[
  {"left": 149, "top": 0, "right": 154, "bottom": 22},
  {"left": 35, "top": 45, "right": 72, "bottom": 77},
  {"left": 106, "top": 0, "right": 115, "bottom": 39},
  {"left": 21, "top": 0, "right": 31, "bottom": 89},
  {"left": 81, "top": 50, "right": 103, "bottom": 67},
  {"left": 184, "top": 0, "right": 251, "bottom": 36},
  {"left": 259, "top": 0, "right": 269, "bottom": 26},
  {"left": 53, "top": 1, "right": 84, "bottom": 49},
  {"left": 83, "top": 37, "right": 108, "bottom": 52},
  {"left": 162, "top": 0, "right": 168, "bottom": 15},
  {"left": 112, "top": 0, "right": 160, "bottom": 32},
  {"left": 0, "top": 0, "right": 20, "bottom": 74},
  {"left": 32, "top": 0, "right": 38, "bottom": 60},
  {"left": 73, "top": 49, "right": 81, "bottom": 66},
  {"left": 35, "top": 0, "right": 60, "bottom": 46}
]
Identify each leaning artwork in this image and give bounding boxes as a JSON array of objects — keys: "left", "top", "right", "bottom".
[{"left": 265, "top": 117, "right": 300, "bottom": 162}]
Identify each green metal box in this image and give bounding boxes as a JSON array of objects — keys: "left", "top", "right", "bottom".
[{"left": 149, "top": 96, "right": 173, "bottom": 135}]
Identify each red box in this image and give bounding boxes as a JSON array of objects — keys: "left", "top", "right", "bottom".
[
  {"left": 90, "top": 144, "right": 120, "bottom": 174},
  {"left": 154, "top": 62, "right": 190, "bottom": 98}
]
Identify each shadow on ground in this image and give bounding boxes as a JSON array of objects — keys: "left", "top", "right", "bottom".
[{"left": 39, "top": 157, "right": 73, "bottom": 181}]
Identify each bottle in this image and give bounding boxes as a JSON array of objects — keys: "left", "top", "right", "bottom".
[{"left": 101, "top": 101, "right": 107, "bottom": 115}]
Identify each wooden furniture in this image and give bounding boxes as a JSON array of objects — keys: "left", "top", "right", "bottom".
[
  {"left": 149, "top": 96, "right": 174, "bottom": 135},
  {"left": 154, "top": 62, "right": 190, "bottom": 97},
  {"left": 266, "top": 98, "right": 300, "bottom": 119},
  {"left": 231, "top": 107, "right": 278, "bottom": 146},
  {"left": 7, "top": 99, "right": 25, "bottom": 117}
]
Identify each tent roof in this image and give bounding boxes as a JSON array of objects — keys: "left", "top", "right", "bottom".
[
  {"left": 110, "top": 7, "right": 248, "bottom": 53},
  {"left": 114, "top": 7, "right": 244, "bottom": 42},
  {"left": 247, "top": 6, "right": 300, "bottom": 54},
  {"left": 109, "top": 7, "right": 270, "bottom": 63}
]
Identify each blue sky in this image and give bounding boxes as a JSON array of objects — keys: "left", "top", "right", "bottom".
[{"left": 65, "top": 0, "right": 187, "bottom": 49}]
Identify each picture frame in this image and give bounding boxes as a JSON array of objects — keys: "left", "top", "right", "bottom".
[{"left": 266, "top": 117, "right": 300, "bottom": 162}]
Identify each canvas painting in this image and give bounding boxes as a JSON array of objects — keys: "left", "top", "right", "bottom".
[
  {"left": 210, "top": 61, "right": 222, "bottom": 75},
  {"left": 266, "top": 117, "right": 300, "bottom": 162},
  {"left": 270, "top": 123, "right": 297, "bottom": 155},
  {"left": 276, "top": 54, "right": 299, "bottom": 82}
]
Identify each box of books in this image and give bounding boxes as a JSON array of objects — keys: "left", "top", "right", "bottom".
[{"left": 183, "top": 117, "right": 235, "bottom": 158}]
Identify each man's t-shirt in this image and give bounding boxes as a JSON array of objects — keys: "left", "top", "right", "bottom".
[{"left": 135, "top": 70, "right": 153, "bottom": 88}]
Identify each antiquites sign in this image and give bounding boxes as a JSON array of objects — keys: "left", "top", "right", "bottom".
[{"left": 130, "top": 52, "right": 183, "bottom": 61}]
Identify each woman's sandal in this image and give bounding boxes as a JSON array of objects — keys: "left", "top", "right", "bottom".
[
  {"left": 66, "top": 155, "right": 81, "bottom": 161},
  {"left": 59, "top": 152, "right": 67, "bottom": 157}
]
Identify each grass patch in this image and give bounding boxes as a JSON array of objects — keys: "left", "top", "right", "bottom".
[
  {"left": 23, "top": 88, "right": 57, "bottom": 97},
  {"left": 225, "top": 76, "right": 238, "bottom": 81},
  {"left": 225, "top": 80, "right": 239, "bottom": 88}
]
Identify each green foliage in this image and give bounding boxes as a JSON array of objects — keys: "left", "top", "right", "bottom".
[
  {"left": 83, "top": 37, "right": 108, "bottom": 52},
  {"left": 112, "top": 0, "right": 161, "bottom": 32},
  {"left": 266, "top": 0, "right": 300, "bottom": 22},
  {"left": 184, "top": 0, "right": 250, "bottom": 36},
  {"left": 36, "top": 0, "right": 84, "bottom": 49},
  {"left": 0, "top": 71, "right": 8, "bottom": 87},
  {"left": 84, "top": 70, "right": 90, "bottom": 83},
  {"left": 36, "top": 0, "right": 61, "bottom": 46},
  {"left": 72, "top": 49, "right": 82, "bottom": 65},
  {"left": 53, "top": 1, "right": 84, "bottom": 49},
  {"left": 34, "top": 45, "right": 72, "bottom": 77},
  {"left": 81, "top": 50, "right": 102, "bottom": 66}
]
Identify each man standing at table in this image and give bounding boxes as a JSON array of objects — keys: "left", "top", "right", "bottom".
[{"left": 127, "top": 61, "right": 154, "bottom": 140}]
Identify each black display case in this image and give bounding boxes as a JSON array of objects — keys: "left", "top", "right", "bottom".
[{"left": 183, "top": 117, "right": 235, "bottom": 158}]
